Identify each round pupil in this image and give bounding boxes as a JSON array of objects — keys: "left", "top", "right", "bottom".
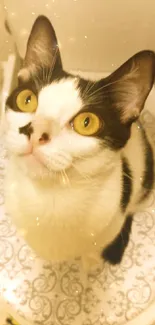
[
  {"left": 84, "top": 117, "right": 90, "bottom": 127},
  {"left": 25, "top": 95, "right": 31, "bottom": 105}
]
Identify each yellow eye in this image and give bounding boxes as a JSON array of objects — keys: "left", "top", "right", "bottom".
[
  {"left": 16, "top": 89, "right": 37, "bottom": 113},
  {"left": 72, "top": 112, "right": 102, "bottom": 136}
]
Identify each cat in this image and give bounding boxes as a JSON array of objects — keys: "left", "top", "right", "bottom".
[{"left": 3, "top": 15, "right": 155, "bottom": 268}]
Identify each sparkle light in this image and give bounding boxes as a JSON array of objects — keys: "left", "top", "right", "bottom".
[
  {"left": 29, "top": 256, "right": 34, "bottom": 260},
  {"left": 58, "top": 41, "right": 62, "bottom": 49},
  {"left": 18, "top": 228, "right": 27, "bottom": 236},
  {"left": 20, "top": 29, "right": 28, "bottom": 36},
  {"left": 69, "top": 37, "right": 76, "bottom": 43},
  {"left": 10, "top": 183, "right": 16, "bottom": 190}
]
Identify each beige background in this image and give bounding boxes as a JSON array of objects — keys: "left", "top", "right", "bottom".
[{"left": 1, "top": 0, "right": 155, "bottom": 73}]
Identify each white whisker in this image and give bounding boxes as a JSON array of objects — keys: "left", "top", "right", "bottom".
[
  {"left": 61, "top": 169, "right": 71, "bottom": 186},
  {"left": 71, "top": 162, "right": 93, "bottom": 182},
  {"left": 83, "top": 80, "right": 97, "bottom": 100},
  {"left": 85, "top": 78, "right": 123, "bottom": 103}
]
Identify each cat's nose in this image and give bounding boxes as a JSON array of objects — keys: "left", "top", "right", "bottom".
[
  {"left": 31, "top": 116, "right": 51, "bottom": 146},
  {"left": 38, "top": 132, "right": 50, "bottom": 144}
]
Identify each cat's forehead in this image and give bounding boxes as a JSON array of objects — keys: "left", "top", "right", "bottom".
[{"left": 37, "top": 78, "right": 83, "bottom": 123}]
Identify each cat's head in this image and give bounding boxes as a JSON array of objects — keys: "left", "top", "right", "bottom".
[{"left": 5, "top": 16, "right": 155, "bottom": 180}]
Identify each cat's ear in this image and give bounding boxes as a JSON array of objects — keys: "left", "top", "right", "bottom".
[
  {"left": 105, "top": 50, "right": 155, "bottom": 124},
  {"left": 18, "top": 15, "right": 62, "bottom": 82}
]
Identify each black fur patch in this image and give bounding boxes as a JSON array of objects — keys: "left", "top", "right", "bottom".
[
  {"left": 139, "top": 127, "right": 154, "bottom": 202},
  {"left": 19, "top": 122, "right": 33, "bottom": 138},
  {"left": 121, "top": 157, "right": 132, "bottom": 212},
  {"left": 102, "top": 214, "right": 133, "bottom": 264}
]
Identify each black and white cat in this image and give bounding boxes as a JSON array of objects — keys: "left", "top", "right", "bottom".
[{"left": 4, "top": 15, "right": 155, "bottom": 268}]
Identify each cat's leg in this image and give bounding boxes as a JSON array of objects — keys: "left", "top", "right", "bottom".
[{"left": 102, "top": 214, "right": 133, "bottom": 265}]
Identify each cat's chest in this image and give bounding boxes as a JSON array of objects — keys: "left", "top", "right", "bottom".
[
  {"left": 5, "top": 161, "right": 122, "bottom": 232},
  {"left": 5, "top": 172, "right": 88, "bottom": 222},
  {"left": 4, "top": 160, "right": 124, "bottom": 261}
]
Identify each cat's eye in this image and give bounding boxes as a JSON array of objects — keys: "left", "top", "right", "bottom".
[
  {"left": 16, "top": 89, "right": 37, "bottom": 113},
  {"left": 71, "top": 112, "right": 102, "bottom": 136}
]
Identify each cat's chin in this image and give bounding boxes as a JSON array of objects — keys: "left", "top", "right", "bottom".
[{"left": 16, "top": 153, "right": 54, "bottom": 179}]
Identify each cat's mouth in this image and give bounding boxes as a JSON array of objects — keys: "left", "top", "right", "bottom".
[
  {"left": 18, "top": 148, "right": 72, "bottom": 175},
  {"left": 19, "top": 148, "right": 43, "bottom": 163},
  {"left": 19, "top": 151, "right": 48, "bottom": 169},
  {"left": 17, "top": 152, "right": 58, "bottom": 180},
  {"left": 28, "top": 152, "right": 46, "bottom": 166}
]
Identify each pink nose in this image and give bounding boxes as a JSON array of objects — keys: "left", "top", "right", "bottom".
[{"left": 31, "top": 116, "right": 51, "bottom": 146}]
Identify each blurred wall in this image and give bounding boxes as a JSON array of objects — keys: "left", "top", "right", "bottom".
[{"left": 1, "top": 0, "right": 155, "bottom": 73}]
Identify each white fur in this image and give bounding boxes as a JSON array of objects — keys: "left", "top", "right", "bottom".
[
  {"left": 4, "top": 78, "right": 149, "bottom": 267},
  {"left": 38, "top": 78, "right": 82, "bottom": 124}
]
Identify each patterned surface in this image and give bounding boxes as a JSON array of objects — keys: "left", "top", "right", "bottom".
[{"left": 1, "top": 110, "right": 155, "bottom": 325}]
